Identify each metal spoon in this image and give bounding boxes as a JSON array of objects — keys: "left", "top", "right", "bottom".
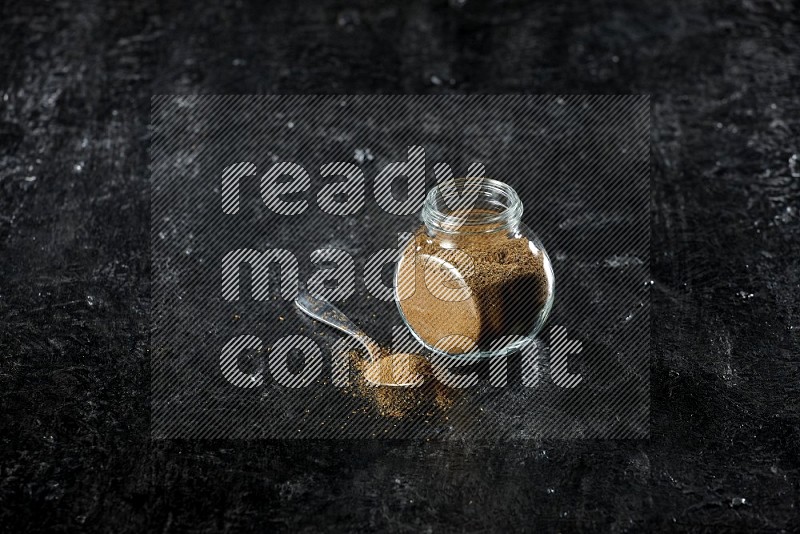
[{"left": 294, "top": 291, "right": 423, "bottom": 387}]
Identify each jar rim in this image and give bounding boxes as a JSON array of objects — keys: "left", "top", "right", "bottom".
[{"left": 421, "top": 177, "right": 523, "bottom": 233}]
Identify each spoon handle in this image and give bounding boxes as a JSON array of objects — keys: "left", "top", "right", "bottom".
[{"left": 294, "top": 291, "right": 379, "bottom": 356}]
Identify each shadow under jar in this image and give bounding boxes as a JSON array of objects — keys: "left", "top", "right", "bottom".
[{"left": 394, "top": 178, "right": 555, "bottom": 360}]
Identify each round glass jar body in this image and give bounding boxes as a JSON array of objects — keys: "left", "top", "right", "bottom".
[{"left": 394, "top": 178, "right": 555, "bottom": 360}]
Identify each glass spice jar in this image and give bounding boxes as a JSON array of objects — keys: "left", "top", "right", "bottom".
[{"left": 394, "top": 178, "right": 555, "bottom": 360}]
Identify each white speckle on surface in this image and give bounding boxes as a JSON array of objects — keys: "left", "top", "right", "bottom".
[
  {"left": 286, "top": 121, "right": 294, "bottom": 129},
  {"left": 775, "top": 205, "right": 796, "bottom": 224},
  {"left": 354, "top": 148, "right": 373, "bottom": 164},
  {"left": 86, "top": 295, "right": 95, "bottom": 306},
  {"left": 73, "top": 162, "right": 84, "bottom": 173},
  {"left": 731, "top": 497, "right": 746, "bottom": 507},
  {"left": 546, "top": 488, "right": 555, "bottom": 494},
  {"left": 24, "top": 176, "right": 37, "bottom": 182},
  {"left": 738, "top": 291, "right": 754, "bottom": 299},
  {"left": 604, "top": 255, "right": 643, "bottom": 268},
  {"left": 430, "top": 75, "right": 443, "bottom": 86},
  {"left": 337, "top": 9, "right": 360, "bottom": 28},
  {"left": 722, "top": 362, "right": 736, "bottom": 384},
  {"left": 232, "top": 58, "right": 246, "bottom": 66},
  {"left": 611, "top": 55, "right": 620, "bottom": 63},
  {"left": 789, "top": 154, "right": 799, "bottom": 178},
  {"left": 769, "top": 118, "right": 787, "bottom": 130}
]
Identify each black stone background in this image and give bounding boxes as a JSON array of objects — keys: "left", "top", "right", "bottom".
[{"left": 0, "top": 0, "right": 798, "bottom": 531}]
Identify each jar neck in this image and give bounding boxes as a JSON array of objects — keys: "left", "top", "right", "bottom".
[{"left": 421, "top": 178, "right": 523, "bottom": 234}]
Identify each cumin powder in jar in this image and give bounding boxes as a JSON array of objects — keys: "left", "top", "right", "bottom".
[{"left": 395, "top": 179, "right": 554, "bottom": 358}]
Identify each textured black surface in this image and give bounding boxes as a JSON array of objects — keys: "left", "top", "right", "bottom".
[{"left": 1, "top": 0, "right": 799, "bottom": 531}]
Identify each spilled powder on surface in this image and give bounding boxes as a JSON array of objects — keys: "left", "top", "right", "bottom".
[
  {"left": 362, "top": 352, "right": 424, "bottom": 386},
  {"left": 346, "top": 349, "right": 461, "bottom": 418}
]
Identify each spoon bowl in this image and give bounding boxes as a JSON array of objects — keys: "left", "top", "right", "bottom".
[{"left": 294, "top": 292, "right": 423, "bottom": 387}]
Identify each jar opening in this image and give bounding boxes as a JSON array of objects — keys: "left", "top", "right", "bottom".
[{"left": 421, "top": 178, "right": 523, "bottom": 233}]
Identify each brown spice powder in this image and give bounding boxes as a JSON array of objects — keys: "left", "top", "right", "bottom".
[
  {"left": 347, "top": 349, "right": 460, "bottom": 418},
  {"left": 361, "top": 351, "right": 424, "bottom": 386},
  {"left": 397, "top": 220, "right": 550, "bottom": 354}
]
